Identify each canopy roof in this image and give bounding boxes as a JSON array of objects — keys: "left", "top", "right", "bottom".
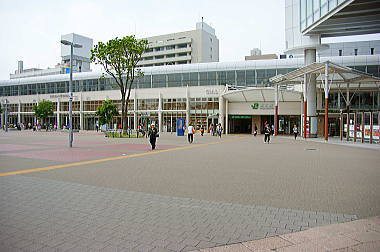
[
  {"left": 270, "top": 61, "right": 380, "bottom": 85},
  {"left": 222, "top": 87, "right": 301, "bottom": 103}
]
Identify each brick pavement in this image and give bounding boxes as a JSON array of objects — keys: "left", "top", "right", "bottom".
[
  {"left": 197, "top": 216, "right": 380, "bottom": 251},
  {"left": 0, "top": 175, "right": 356, "bottom": 252}
]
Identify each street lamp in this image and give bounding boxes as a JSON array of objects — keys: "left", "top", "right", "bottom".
[{"left": 61, "top": 40, "right": 82, "bottom": 148}]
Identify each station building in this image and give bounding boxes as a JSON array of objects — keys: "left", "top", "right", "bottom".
[
  {"left": 1, "top": 0, "right": 380, "bottom": 143},
  {"left": 0, "top": 54, "right": 379, "bottom": 139}
]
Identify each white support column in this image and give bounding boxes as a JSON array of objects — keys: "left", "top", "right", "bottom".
[
  {"left": 218, "top": 96, "right": 225, "bottom": 130},
  {"left": 17, "top": 102, "right": 21, "bottom": 124},
  {"left": 186, "top": 87, "right": 190, "bottom": 127},
  {"left": 158, "top": 92, "right": 162, "bottom": 133},
  {"left": 134, "top": 89, "right": 137, "bottom": 130},
  {"left": 324, "top": 63, "right": 329, "bottom": 141},
  {"left": 274, "top": 84, "right": 279, "bottom": 136},
  {"left": 225, "top": 99, "right": 229, "bottom": 135},
  {"left": 305, "top": 48, "right": 317, "bottom": 137},
  {"left": 79, "top": 95, "right": 83, "bottom": 131},
  {"left": 57, "top": 100, "right": 60, "bottom": 129}
]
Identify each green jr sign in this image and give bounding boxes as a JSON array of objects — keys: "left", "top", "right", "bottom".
[{"left": 251, "top": 103, "right": 259, "bottom": 109}]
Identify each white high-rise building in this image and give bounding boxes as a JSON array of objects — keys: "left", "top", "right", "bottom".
[{"left": 138, "top": 22, "right": 219, "bottom": 67}]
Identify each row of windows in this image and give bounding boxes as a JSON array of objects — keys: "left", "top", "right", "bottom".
[
  {"left": 145, "top": 43, "right": 190, "bottom": 53},
  {"left": 1, "top": 65, "right": 379, "bottom": 97},
  {"left": 322, "top": 91, "right": 380, "bottom": 110},
  {"left": 142, "top": 53, "right": 191, "bottom": 61},
  {"left": 300, "top": 0, "right": 345, "bottom": 30},
  {"left": 4, "top": 98, "right": 217, "bottom": 113}
]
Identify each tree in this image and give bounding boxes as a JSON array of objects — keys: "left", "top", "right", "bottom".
[
  {"left": 91, "top": 36, "right": 148, "bottom": 133},
  {"left": 33, "top": 100, "right": 53, "bottom": 127},
  {"left": 95, "top": 100, "right": 119, "bottom": 128}
]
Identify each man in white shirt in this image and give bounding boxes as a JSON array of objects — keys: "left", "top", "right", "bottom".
[{"left": 187, "top": 124, "right": 194, "bottom": 143}]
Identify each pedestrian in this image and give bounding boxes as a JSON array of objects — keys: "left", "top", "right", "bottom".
[
  {"left": 216, "top": 123, "right": 223, "bottom": 138},
  {"left": 187, "top": 123, "right": 194, "bottom": 143},
  {"left": 271, "top": 124, "right": 275, "bottom": 135},
  {"left": 264, "top": 124, "right": 271, "bottom": 143},
  {"left": 95, "top": 120, "right": 99, "bottom": 132},
  {"left": 148, "top": 123, "right": 159, "bottom": 150},
  {"left": 209, "top": 124, "right": 213, "bottom": 136},
  {"left": 213, "top": 124, "right": 217, "bottom": 136},
  {"left": 293, "top": 124, "right": 298, "bottom": 140},
  {"left": 200, "top": 125, "right": 204, "bottom": 136},
  {"left": 253, "top": 124, "right": 258, "bottom": 136}
]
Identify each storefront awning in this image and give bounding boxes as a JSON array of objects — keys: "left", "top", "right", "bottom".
[{"left": 222, "top": 87, "right": 302, "bottom": 103}]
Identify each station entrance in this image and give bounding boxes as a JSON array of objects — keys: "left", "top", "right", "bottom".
[{"left": 229, "top": 115, "right": 252, "bottom": 133}]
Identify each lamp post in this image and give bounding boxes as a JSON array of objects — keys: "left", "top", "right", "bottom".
[{"left": 61, "top": 40, "right": 82, "bottom": 148}]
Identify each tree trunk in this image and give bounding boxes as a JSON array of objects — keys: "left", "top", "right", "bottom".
[
  {"left": 121, "top": 92, "right": 126, "bottom": 134},
  {"left": 124, "top": 100, "right": 129, "bottom": 134}
]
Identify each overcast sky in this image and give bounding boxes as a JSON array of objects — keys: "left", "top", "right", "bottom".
[{"left": 0, "top": 0, "right": 378, "bottom": 80}]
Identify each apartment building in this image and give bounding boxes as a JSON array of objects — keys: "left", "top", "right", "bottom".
[{"left": 138, "top": 22, "right": 219, "bottom": 67}]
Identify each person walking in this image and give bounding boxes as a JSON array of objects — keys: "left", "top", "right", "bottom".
[
  {"left": 253, "top": 124, "right": 258, "bottom": 136},
  {"left": 264, "top": 124, "right": 271, "bottom": 143},
  {"left": 217, "top": 123, "right": 223, "bottom": 138},
  {"left": 209, "top": 124, "right": 213, "bottom": 136},
  {"left": 200, "top": 125, "right": 205, "bottom": 136},
  {"left": 293, "top": 124, "right": 298, "bottom": 140},
  {"left": 187, "top": 123, "right": 194, "bottom": 143},
  {"left": 95, "top": 120, "right": 99, "bottom": 132},
  {"left": 148, "top": 123, "right": 159, "bottom": 150}
]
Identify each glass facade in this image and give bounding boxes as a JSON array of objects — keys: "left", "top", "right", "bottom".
[
  {"left": 322, "top": 91, "right": 380, "bottom": 111},
  {"left": 300, "top": 0, "right": 347, "bottom": 30},
  {"left": 2, "top": 63, "right": 379, "bottom": 97},
  {"left": 0, "top": 68, "right": 302, "bottom": 97}
]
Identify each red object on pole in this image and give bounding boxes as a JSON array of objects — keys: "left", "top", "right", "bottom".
[
  {"left": 362, "top": 112, "right": 365, "bottom": 143},
  {"left": 354, "top": 113, "right": 357, "bottom": 143},
  {"left": 274, "top": 105, "right": 278, "bottom": 136},
  {"left": 324, "top": 98, "right": 328, "bottom": 141},
  {"left": 303, "top": 101, "right": 307, "bottom": 138},
  {"left": 370, "top": 112, "right": 373, "bottom": 144}
]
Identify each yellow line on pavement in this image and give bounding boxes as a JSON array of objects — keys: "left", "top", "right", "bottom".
[{"left": 0, "top": 136, "right": 242, "bottom": 177}]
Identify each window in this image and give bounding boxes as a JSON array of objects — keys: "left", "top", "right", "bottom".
[
  {"left": 371, "top": 48, "right": 375, "bottom": 55},
  {"left": 152, "top": 74, "right": 166, "bottom": 88},
  {"left": 167, "top": 74, "right": 182, "bottom": 87},
  {"left": 166, "top": 45, "right": 175, "bottom": 50},
  {"left": 178, "top": 52, "right": 187, "bottom": 57},
  {"left": 155, "top": 47, "right": 164, "bottom": 52},
  {"left": 166, "top": 54, "right": 175, "bottom": 58},
  {"left": 339, "top": 50, "right": 342, "bottom": 56},
  {"left": 146, "top": 48, "right": 153, "bottom": 53},
  {"left": 155, "top": 55, "right": 164, "bottom": 59},
  {"left": 177, "top": 44, "right": 187, "bottom": 49},
  {"left": 354, "top": 49, "right": 358, "bottom": 56}
]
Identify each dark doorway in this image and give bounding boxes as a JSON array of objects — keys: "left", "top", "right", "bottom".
[{"left": 229, "top": 115, "right": 252, "bottom": 133}]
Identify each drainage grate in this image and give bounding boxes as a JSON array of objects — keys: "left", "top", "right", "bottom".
[{"left": 305, "top": 148, "right": 317, "bottom": 151}]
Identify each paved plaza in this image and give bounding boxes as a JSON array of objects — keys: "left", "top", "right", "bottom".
[{"left": 0, "top": 131, "right": 379, "bottom": 251}]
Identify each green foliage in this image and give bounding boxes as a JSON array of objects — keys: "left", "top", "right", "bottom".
[
  {"left": 33, "top": 100, "right": 53, "bottom": 121},
  {"left": 95, "top": 100, "right": 119, "bottom": 126},
  {"left": 91, "top": 35, "right": 148, "bottom": 132}
]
